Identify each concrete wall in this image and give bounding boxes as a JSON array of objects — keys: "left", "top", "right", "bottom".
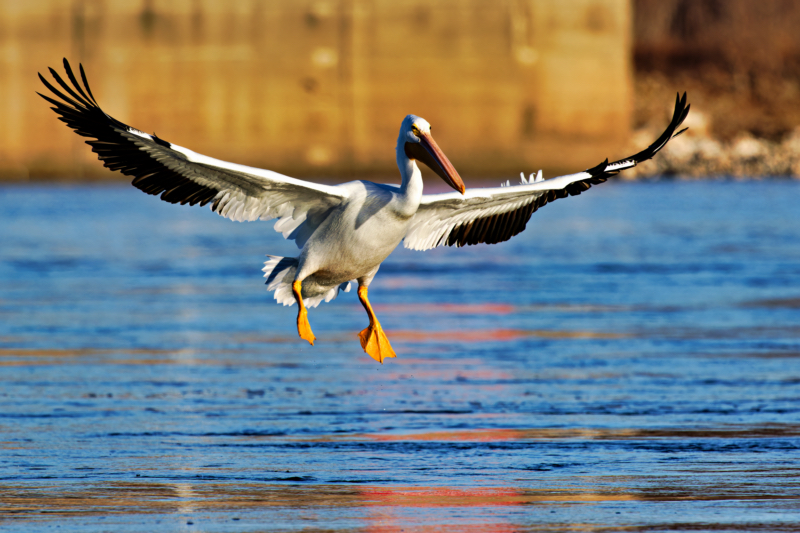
[{"left": 0, "top": 0, "right": 631, "bottom": 180}]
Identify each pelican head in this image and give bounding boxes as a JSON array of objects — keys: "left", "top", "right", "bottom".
[{"left": 400, "top": 115, "right": 465, "bottom": 194}]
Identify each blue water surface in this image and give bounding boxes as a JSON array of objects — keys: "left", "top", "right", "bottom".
[{"left": 1, "top": 180, "right": 799, "bottom": 532}]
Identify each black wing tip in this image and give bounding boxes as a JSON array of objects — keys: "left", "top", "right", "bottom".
[
  {"left": 576, "top": 91, "right": 689, "bottom": 182},
  {"left": 40, "top": 58, "right": 100, "bottom": 109},
  {"left": 61, "top": 58, "right": 82, "bottom": 81},
  {"left": 672, "top": 93, "right": 690, "bottom": 131},
  {"left": 41, "top": 59, "right": 217, "bottom": 208},
  {"left": 41, "top": 59, "right": 148, "bottom": 136},
  {"left": 77, "top": 62, "right": 97, "bottom": 104},
  {"left": 61, "top": 58, "right": 82, "bottom": 87},
  {"left": 585, "top": 158, "right": 609, "bottom": 176},
  {"left": 626, "top": 90, "right": 690, "bottom": 164}
]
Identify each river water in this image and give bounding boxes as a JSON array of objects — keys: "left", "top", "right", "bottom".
[{"left": 1, "top": 180, "right": 799, "bottom": 532}]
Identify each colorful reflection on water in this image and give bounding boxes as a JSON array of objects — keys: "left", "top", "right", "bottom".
[{"left": 1, "top": 181, "right": 800, "bottom": 531}]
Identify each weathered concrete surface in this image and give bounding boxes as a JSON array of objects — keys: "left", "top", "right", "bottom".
[{"left": 1, "top": 0, "right": 631, "bottom": 181}]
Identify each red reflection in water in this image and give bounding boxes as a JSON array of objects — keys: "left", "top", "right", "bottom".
[
  {"left": 367, "top": 429, "right": 525, "bottom": 442},
  {"left": 390, "top": 329, "right": 530, "bottom": 342},
  {"left": 360, "top": 487, "right": 525, "bottom": 507},
  {"left": 373, "top": 303, "right": 515, "bottom": 315},
  {"left": 360, "top": 487, "right": 522, "bottom": 533},
  {"left": 364, "top": 525, "right": 520, "bottom": 533},
  {"left": 388, "top": 328, "right": 622, "bottom": 342}
]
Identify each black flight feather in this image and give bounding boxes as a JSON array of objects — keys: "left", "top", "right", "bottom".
[
  {"left": 38, "top": 58, "right": 218, "bottom": 207},
  {"left": 443, "top": 92, "right": 689, "bottom": 247}
]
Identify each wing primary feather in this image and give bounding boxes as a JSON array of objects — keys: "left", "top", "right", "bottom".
[
  {"left": 61, "top": 58, "right": 93, "bottom": 105},
  {"left": 37, "top": 73, "right": 88, "bottom": 112},
  {"left": 78, "top": 63, "right": 99, "bottom": 105},
  {"left": 46, "top": 67, "right": 92, "bottom": 109},
  {"left": 38, "top": 60, "right": 230, "bottom": 211}
]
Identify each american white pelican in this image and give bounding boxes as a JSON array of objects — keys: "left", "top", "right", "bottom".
[{"left": 39, "top": 59, "right": 689, "bottom": 363}]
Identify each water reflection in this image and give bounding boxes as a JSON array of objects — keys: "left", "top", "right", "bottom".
[{"left": 2, "top": 182, "right": 800, "bottom": 531}]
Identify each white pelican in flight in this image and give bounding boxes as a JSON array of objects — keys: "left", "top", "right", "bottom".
[{"left": 39, "top": 59, "right": 689, "bottom": 363}]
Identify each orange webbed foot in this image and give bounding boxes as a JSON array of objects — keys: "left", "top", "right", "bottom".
[
  {"left": 358, "top": 321, "right": 396, "bottom": 363},
  {"left": 293, "top": 279, "right": 315, "bottom": 346},
  {"left": 297, "top": 308, "right": 316, "bottom": 345}
]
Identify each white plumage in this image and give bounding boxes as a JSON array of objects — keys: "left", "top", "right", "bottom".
[{"left": 39, "top": 58, "right": 689, "bottom": 363}]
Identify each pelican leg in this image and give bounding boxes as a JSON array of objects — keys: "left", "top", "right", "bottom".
[
  {"left": 357, "top": 286, "right": 396, "bottom": 363},
  {"left": 292, "top": 280, "right": 316, "bottom": 345}
]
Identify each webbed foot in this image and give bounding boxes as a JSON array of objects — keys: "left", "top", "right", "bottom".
[
  {"left": 293, "top": 279, "right": 315, "bottom": 346},
  {"left": 358, "top": 321, "right": 396, "bottom": 363},
  {"left": 297, "top": 308, "right": 316, "bottom": 345}
]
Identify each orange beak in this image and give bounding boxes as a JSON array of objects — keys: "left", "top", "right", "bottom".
[{"left": 405, "top": 131, "right": 465, "bottom": 194}]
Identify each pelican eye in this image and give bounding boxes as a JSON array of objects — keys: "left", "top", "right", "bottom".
[{"left": 411, "top": 125, "right": 421, "bottom": 137}]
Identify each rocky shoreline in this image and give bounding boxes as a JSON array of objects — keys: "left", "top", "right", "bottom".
[
  {"left": 625, "top": 127, "right": 800, "bottom": 179},
  {"left": 624, "top": 99, "right": 800, "bottom": 180}
]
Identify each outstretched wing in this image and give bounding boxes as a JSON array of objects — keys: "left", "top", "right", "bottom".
[
  {"left": 404, "top": 93, "right": 690, "bottom": 251},
  {"left": 38, "top": 58, "right": 348, "bottom": 239}
]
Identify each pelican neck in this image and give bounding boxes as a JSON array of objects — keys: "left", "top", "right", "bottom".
[{"left": 397, "top": 149, "right": 424, "bottom": 201}]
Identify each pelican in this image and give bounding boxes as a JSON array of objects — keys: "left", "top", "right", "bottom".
[{"left": 39, "top": 59, "right": 689, "bottom": 363}]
